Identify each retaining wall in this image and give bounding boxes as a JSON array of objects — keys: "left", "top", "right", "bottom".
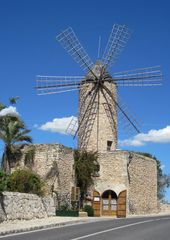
[{"left": 0, "top": 191, "right": 55, "bottom": 222}]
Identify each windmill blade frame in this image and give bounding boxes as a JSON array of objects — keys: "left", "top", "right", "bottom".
[
  {"left": 35, "top": 75, "right": 95, "bottom": 95},
  {"left": 36, "top": 24, "right": 163, "bottom": 152},
  {"left": 100, "top": 87, "right": 117, "bottom": 137},
  {"left": 117, "top": 95, "right": 142, "bottom": 136},
  {"left": 101, "top": 24, "right": 131, "bottom": 69},
  {"left": 56, "top": 27, "right": 96, "bottom": 78},
  {"left": 66, "top": 84, "right": 97, "bottom": 136},
  {"left": 102, "top": 84, "right": 140, "bottom": 134},
  {"left": 66, "top": 116, "right": 78, "bottom": 136},
  {"left": 113, "top": 65, "right": 163, "bottom": 86},
  {"left": 75, "top": 83, "right": 99, "bottom": 138},
  {"left": 78, "top": 101, "right": 98, "bottom": 150}
]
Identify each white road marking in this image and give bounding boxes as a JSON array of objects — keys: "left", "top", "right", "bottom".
[
  {"left": 0, "top": 220, "right": 103, "bottom": 239},
  {"left": 0, "top": 217, "right": 170, "bottom": 239},
  {"left": 159, "top": 217, "right": 170, "bottom": 220},
  {"left": 69, "top": 219, "right": 155, "bottom": 240}
]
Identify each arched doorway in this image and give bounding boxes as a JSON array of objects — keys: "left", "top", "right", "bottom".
[{"left": 102, "top": 190, "right": 117, "bottom": 216}]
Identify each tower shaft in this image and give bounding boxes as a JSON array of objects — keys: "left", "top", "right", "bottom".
[{"left": 78, "top": 81, "right": 117, "bottom": 152}]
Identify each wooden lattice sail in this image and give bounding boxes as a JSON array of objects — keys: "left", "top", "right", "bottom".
[{"left": 36, "top": 25, "right": 163, "bottom": 152}]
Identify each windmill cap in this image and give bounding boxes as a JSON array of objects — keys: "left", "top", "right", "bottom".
[{"left": 85, "top": 60, "right": 112, "bottom": 80}]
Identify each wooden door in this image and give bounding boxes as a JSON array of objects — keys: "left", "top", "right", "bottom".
[
  {"left": 117, "top": 190, "right": 127, "bottom": 218},
  {"left": 92, "top": 191, "right": 101, "bottom": 216},
  {"left": 102, "top": 190, "right": 117, "bottom": 216}
]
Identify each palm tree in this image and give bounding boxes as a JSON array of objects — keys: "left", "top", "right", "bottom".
[
  {"left": 9, "top": 97, "right": 19, "bottom": 105},
  {"left": 0, "top": 116, "right": 32, "bottom": 173}
]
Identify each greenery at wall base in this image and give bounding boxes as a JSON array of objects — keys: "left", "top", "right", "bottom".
[
  {"left": 56, "top": 210, "right": 79, "bottom": 217},
  {"left": 83, "top": 205, "right": 94, "bottom": 216},
  {"left": 0, "top": 169, "right": 44, "bottom": 196}
]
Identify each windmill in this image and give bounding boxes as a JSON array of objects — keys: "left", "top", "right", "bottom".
[{"left": 36, "top": 24, "right": 162, "bottom": 152}]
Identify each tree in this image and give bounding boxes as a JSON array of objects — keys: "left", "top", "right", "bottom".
[
  {"left": 0, "top": 103, "right": 6, "bottom": 111},
  {"left": 134, "top": 152, "right": 170, "bottom": 201},
  {"left": 0, "top": 168, "right": 44, "bottom": 196},
  {"left": 0, "top": 118, "right": 32, "bottom": 173},
  {"left": 74, "top": 150, "right": 99, "bottom": 208},
  {"left": 9, "top": 97, "right": 19, "bottom": 105},
  {"left": 7, "top": 169, "right": 44, "bottom": 196},
  {"left": 0, "top": 99, "right": 32, "bottom": 173},
  {"left": 0, "top": 97, "right": 19, "bottom": 110}
]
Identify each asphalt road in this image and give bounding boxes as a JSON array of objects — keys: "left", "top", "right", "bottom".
[{"left": 1, "top": 215, "right": 170, "bottom": 240}]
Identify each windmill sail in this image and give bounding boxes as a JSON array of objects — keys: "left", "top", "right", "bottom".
[
  {"left": 102, "top": 24, "right": 131, "bottom": 69},
  {"left": 56, "top": 27, "right": 95, "bottom": 76},
  {"left": 112, "top": 66, "right": 163, "bottom": 86},
  {"left": 36, "top": 25, "right": 163, "bottom": 152}
]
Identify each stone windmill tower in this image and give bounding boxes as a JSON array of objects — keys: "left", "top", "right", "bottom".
[
  {"left": 36, "top": 25, "right": 162, "bottom": 153},
  {"left": 36, "top": 25, "right": 162, "bottom": 217}
]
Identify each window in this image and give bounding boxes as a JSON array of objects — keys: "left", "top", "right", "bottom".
[
  {"left": 92, "top": 164, "right": 100, "bottom": 177},
  {"left": 107, "top": 141, "right": 112, "bottom": 151}
]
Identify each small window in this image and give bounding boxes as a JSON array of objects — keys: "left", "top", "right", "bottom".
[
  {"left": 107, "top": 141, "right": 112, "bottom": 151},
  {"left": 92, "top": 164, "right": 100, "bottom": 177}
]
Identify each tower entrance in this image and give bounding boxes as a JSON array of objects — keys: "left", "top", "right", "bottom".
[{"left": 102, "top": 190, "right": 117, "bottom": 216}]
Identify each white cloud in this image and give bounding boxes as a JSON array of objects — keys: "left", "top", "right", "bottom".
[
  {"left": 119, "top": 125, "right": 170, "bottom": 147},
  {"left": 0, "top": 106, "right": 20, "bottom": 117},
  {"left": 38, "top": 116, "right": 77, "bottom": 135},
  {"left": 161, "top": 165, "right": 165, "bottom": 170}
]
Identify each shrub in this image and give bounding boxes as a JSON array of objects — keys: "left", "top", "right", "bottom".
[
  {"left": 7, "top": 169, "right": 44, "bottom": 196},
  {"left": 56, "top": 209, "right": 79, "bottom": 217},
  {"left": 59, "top": 202, "right": 70, "bottom": 211},
  {"left": 0, "top": 169, "right": 8, "bottom": 192},
  {"left": 83, "top": 205, "right": 94, "bottom": 216}
]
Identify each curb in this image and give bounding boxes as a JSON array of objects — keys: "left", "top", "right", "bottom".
[
  {"left": 1, "top": 213, "right": 170, "bottom": 237},
  {"left": 0, "top": 219, "right": 89, "bottom": 237}
]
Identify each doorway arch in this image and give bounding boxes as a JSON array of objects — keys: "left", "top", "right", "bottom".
[{"left": 102, "top": 190, "right": 117, "bottom": 216}]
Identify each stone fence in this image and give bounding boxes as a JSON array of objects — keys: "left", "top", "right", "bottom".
[
  {"left": 0, "top": 192, "right": 56, "bottom": 223},
  {"left": 159, "top": 203, "right": 170, "bottom": 213}
]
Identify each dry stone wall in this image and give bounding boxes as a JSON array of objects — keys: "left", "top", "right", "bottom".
[
  {"left": 159, "top": 203, "right": 170, "bottom": 213},
  {"left": 94, "top": 150, "right": 129, "bottom": 195},
  {"left": 128, "top": 153, "right": 158, "bottom": 214},
  {"left": 0, "top": 192, "right": 55, "bottom": 222},
  {"left": 92, "top": 150, "right": 158, "bottom": 215},
  {"left": 19, "top": 144, "right": 75, "bottom": 206},
  {"left": 10, "top": 143, "right": 158, "bottom": 217}
]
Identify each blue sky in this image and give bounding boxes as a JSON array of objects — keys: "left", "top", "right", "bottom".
[{"left": 0, "top": 0, "right": 170, "bottom": 201}]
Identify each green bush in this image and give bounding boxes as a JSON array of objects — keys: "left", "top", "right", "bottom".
[
  {"left": 59, "top": 202, "right": 70, "bottom": 211},
  {"left": 83, "top": 205, "right": 94, "bottom": 216},
  {"left": 56, "top": 210, "right": 79, "bottom": 217},
  {"left": 0, "top": 169, "right": 8, "bottom": 192},
  {"left": 7, "top": 169, "right": 44, "bottom": 196}
]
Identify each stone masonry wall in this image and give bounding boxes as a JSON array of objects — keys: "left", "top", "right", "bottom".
[
  {"left": 78, "top": 62, "right": 117, "bottom": 152},
  {"left": 0, "top": 192, "right": 55, "bottom": 222},
  {"left": 18, "top": 144, "right": 75, "bottom": 207},
  {"left": 94, "top": 150, "right": 129, "bottom": 196},
  {"left": 92, "top": 150, "right": 158, "bottom": 215},
  {"left": 159, "top": 203, "right": 170, "bottom": 213},
  {"left": 10, "top": 143, "right": 158, "bottom": 216},
  {"left": 128, "top": 153, "right": 158, "bottom": 214}
]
